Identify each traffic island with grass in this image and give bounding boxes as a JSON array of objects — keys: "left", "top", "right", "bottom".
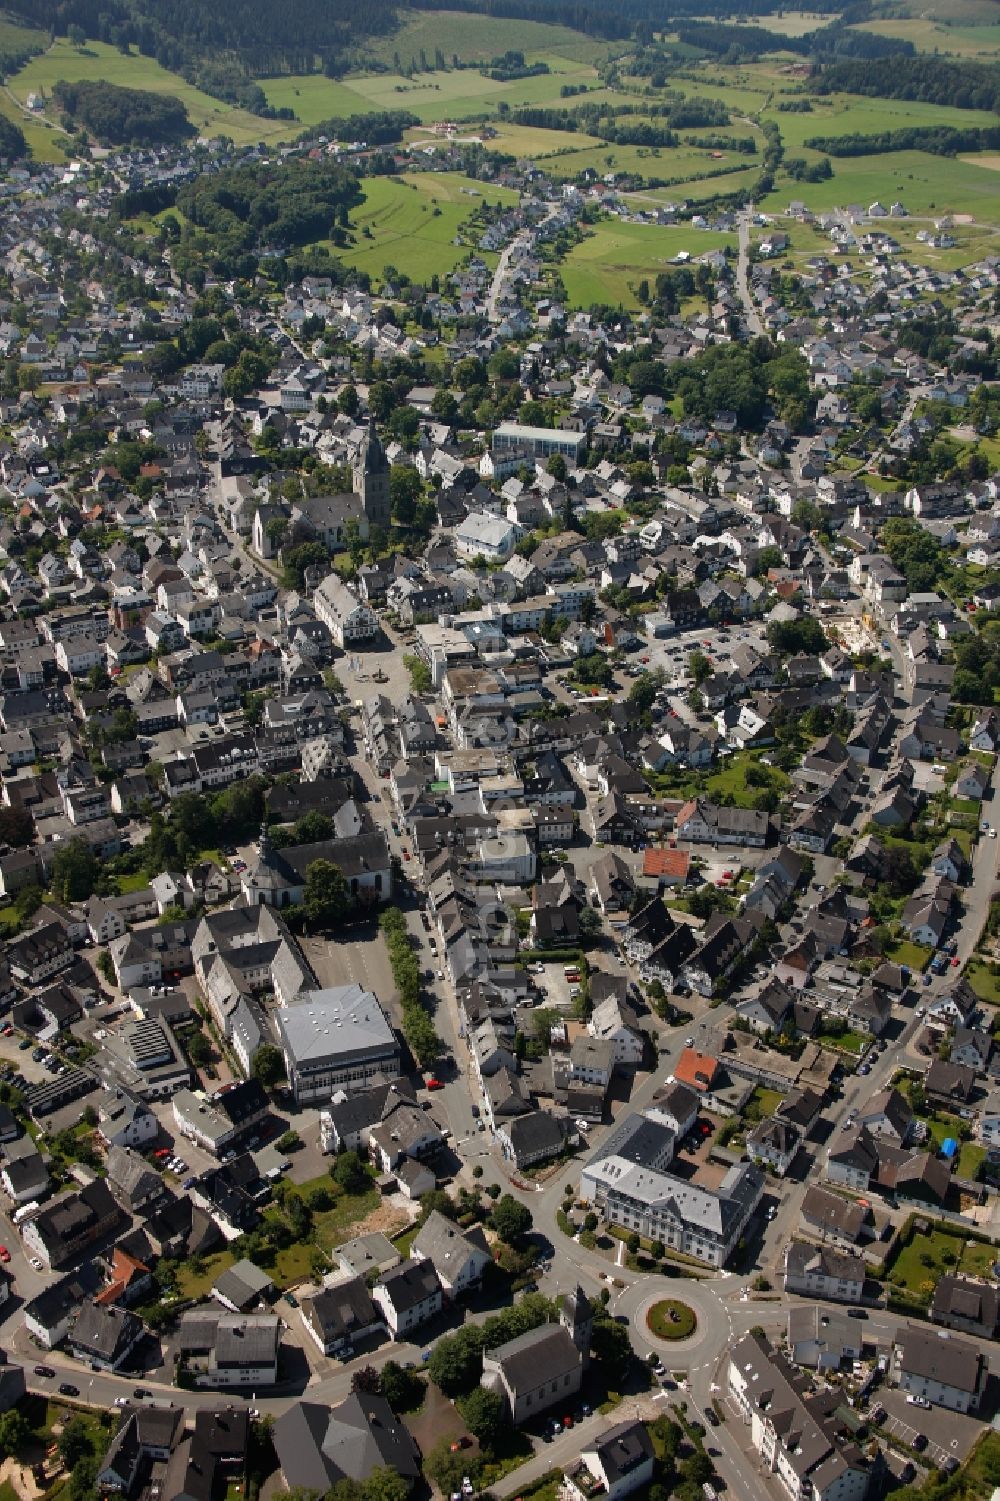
[{"left": 646, "top": 1299, "right": 697, "bottom": 1340}]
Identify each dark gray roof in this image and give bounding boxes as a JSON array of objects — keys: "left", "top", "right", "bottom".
[
  {"left": 488, "top": 1323, "right": 580, "bottom": 1395},
  {"left": 896, "top": 1327, "right": 985, "bottom": 1393},
  {"left": 274, "top": 1395, "right": 420, "bottom": 1492},
  {"left": 377, "top": 1259, "right": 441, "bottom": 1313}
]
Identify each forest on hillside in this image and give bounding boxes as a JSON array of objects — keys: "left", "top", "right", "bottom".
[
  {"left": 0, "top": 115, "right": 26, "bottom": 159},
  {"left": 52, "top": 79, "right": 195, "bottom": 145}
]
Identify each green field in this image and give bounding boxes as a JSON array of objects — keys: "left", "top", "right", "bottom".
[
  {"left": 361, "top": 9, "right": 614, "bottom": 67},
  {"left": 309, "top": 56, "right": 611, "bottom": 125},
  {"left": 764, "top": 150, "right": 1000, "bottom": 219},
  {"left": 0, "top": 90, "right": 65, "bottom": 162},
  {"left": 334, "top": 171, "right": 515, "bottom": 281},
  {"left": 0, "top": 15, "right": 47, "bottom": 54},
  {"left": 851, "top": 15, "right": 1000, "bottom": 55},
  {"left": 9, "top": 39, "right": 291, "bottom": 145},
  {"left": 417, "top": 119, "right": 605, "bottom": 158},
  {"left": 560, "top": 218, "right": 734, "bottom": 309}
]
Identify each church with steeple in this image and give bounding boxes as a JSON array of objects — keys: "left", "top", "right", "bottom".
[
  {"left": 252, "top": 417, "right": 391, "bottom": 560},
  {"left": 353, "top": 415, "right": 391, "bottom": 531}
]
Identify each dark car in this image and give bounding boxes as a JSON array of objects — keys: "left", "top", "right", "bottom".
[
  {"left": 941, "top": 1458, "right": 959, "bottom": 1476},
  {"left": 132, "top": 1388, "right": 150, "bottom": 1399},
  {"left": 58, "top": 1383, "right": 79, "bottom": 1397},
  {"left": 847, "top": 1309, "right": 867, "bottom": 1319},
  {"left": 704, "top": 1408, "right": 719, "bottom": 1427},
  {"left": 33, "top": 1365, "right": 54, "bottom": 1378},
  {"left": 913, "top": 1434, "right": 928, "bottom": 1452}
]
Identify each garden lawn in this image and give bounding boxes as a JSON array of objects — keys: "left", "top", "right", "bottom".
[
  {"left": 706, "top": 751, "right": 789, "bottom": 808},
  {"left": 887, "top": 940, "right": 933, "bottom": 972},
  {"left": 290, "top": 1180, "right": 381, "bottom": 1249},
  {"left": 889, "top": 1228, "right": 959, "bottom": 1302},
  {"left": 816, "top": 1026, "right": 868, "bottom": 1055},
  {"left": 746, "top": 1086, "right": 784, "bottom": 1120},
  {"left": 958, "top": 1141, "right": 987, "bottom": 1179},
  {"left": 176, "top": 1249, "right": 234, "bottom": 1301},
  {"left": 890, "top": 1225, "right": 998, "bottom": 1302},
  {"left": 966, "top": 960, "right": 1000, "bottom": 1004}
]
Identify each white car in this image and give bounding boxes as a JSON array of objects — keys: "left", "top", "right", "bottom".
[
  {"left": 29, "top": 1257, "right": 43, "bottom": 1271},
  {"left": 906, "top": 1395, "right": 931, "bottom": 1409}
]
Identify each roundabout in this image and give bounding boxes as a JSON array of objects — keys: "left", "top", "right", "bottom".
[{"left": 646, "top": 1298, "right": 697, "bottom": 1340}]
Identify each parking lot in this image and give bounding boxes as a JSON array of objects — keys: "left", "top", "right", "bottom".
[
  {"left": 299, "top": 925, "right": 397, "bottom": 1010},
  {"left": 875, "top": 1387, "right": 982, "bottom": 1469}
]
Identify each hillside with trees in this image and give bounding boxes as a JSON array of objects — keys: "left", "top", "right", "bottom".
[
  {"left": 0, "top": 115, "right": 25, "bottom": 160},
  {"left": 52, "top": 78, "right": 195, "bottom": 145},
  {"left": 176, "top": 156, "right": 361, "bottom": 257}
]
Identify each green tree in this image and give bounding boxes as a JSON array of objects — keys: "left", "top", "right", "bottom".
[
  {"left": 0, "top": 1409, "right": 27, "bottom": 1459},
  {"left": 303, "top": 859, "right": 350, "bottom": 929},
  {"left": 459, "top": 1387, "right": 506, "bottom": 1448},
  {"left": 293, "top": 811, "right": 335, "bottom": 844},
  {"left": 591, "top": 1315, "right": 633, "bottom": 1385},
  {"left": 332, "top": 1149, "right": 369, "bottom": 1195},
  {"left": 403, "top": 653, "right": 432, "bottom": 694},
  {"left": 51, "top": 837, "right": 99, "bottom": 902},
  {"left": 489, "top": 1193, "right": 532, "bottom": 1246},
  {"left": 390, "top": 464, "right": 423, "bottom": 526},
  {"left": 187, "top": 1031, "right": 212, "bottom": 1066},
  {"left": 688, "top": 650, "right": 712, "bottom": 685},
  {"left": 251, "top": 1043, "right": 286, "bottom": 1088},
  {"left": 362, "top": 1472, "right": 410, "bottom": 1501},
  {"left": 628, "top": 668, "right": 665, "bottom": 715},
  {"left": 427, "top": 1324, "right": 485, "bottom": 1396},
  {"left": 379, "top": 1360, "right": 424, "bottom": 1412},
  {"left": 546, "top": 453, "right": 567, "bottom": 481},
  {"left": 58, "top": 1417, "right": 96, "bottom": 1469}
]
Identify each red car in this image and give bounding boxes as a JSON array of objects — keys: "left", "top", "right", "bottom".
[
  {"left": 425, "top": 1078, "right": 444, "bottom": 1091},
  {"left": 153, "top": 1148, "right": 171, "bottom": 1159},
  {"left": 0, "top": 1247, "right": 10, "bottom": 1263}
]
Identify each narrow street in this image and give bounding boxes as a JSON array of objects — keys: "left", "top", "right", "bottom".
[{"left": 736, "top": 207, "right": 763, "bottom": 337}]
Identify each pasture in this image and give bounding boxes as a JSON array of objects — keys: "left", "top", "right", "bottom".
[
  {"left": 560, "top": 218, "right": 734, "bottom": 309},
  {"left": 332, "top": 171, "right": 513, "bottom": 281},
  {"left": 764, "top": 149, "right": 1000, "bottom": 219},
  {"left": 9, "top": 39, "right": 289, "bottom": 145},
  {"left": 852, "top": 16, "right": 1000, "bottom": 55},
  {"left": 360, "top": 10, "right": 614, "bottom": 67},
  {"left": 0, "top": 93, "right": 65, "bottom": 162}
]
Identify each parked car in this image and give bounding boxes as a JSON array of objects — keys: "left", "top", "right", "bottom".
[
  {"left": 58, "top": 1384, "right": 79, "bottom": 1397},
  {"left": 34, "top": 1365, "right": 54, "bottom": 1379}
]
